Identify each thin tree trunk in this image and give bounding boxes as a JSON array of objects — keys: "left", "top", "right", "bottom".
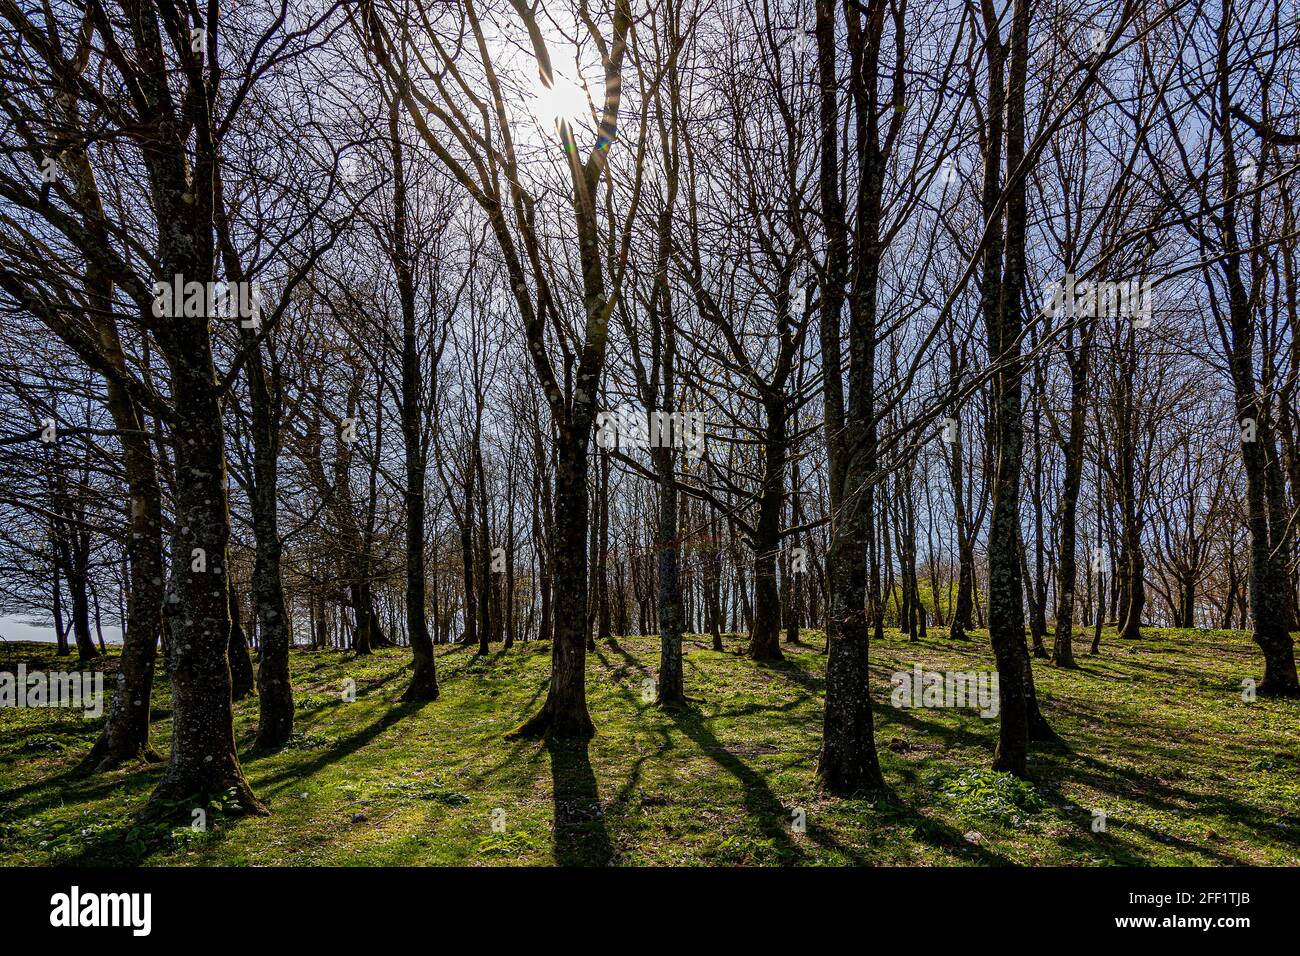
[{"left": 389, "top": 97, "right": 438, "bottom": 701}]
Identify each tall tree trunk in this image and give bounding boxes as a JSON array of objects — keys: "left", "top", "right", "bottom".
[
  {"left": 787, "top": 454, "right": 805, "bottom": 644},
  {"left": 1028, "top": 368, "right": 1050, "bottom": 656},
  {"left": 66, "top": 563, "right": 97, "bottom": 663},
  {"left": 531, "top": 427, "right": 554, "bottom": 645},
  {"left": 980, "top": 0, "right": 1048, "bottom": 777},
  {"left": 58, "top": 132, "right": 165, "bottom": 767},
  {"left": 705, "top": 534, "right": 724, "bottom": 651},
  {"left": 1215, "top": 36, "right": 1299, "bottom": 693},
  {"left": 1020, "top": 531, "right": 1049, "bottom": 658},
  {"left": 146, "top": 327, "right": 264, "bottom": 817},
  {"left": 654, "top": 444, "right": 685, "bottom": 705},
  {"left": 211, "top": 161, "right": 294, "bottom": 746},
  {"left": 477, "top": 444, "right": 494, "bottom": 654},
  {"left": 51, "top": 536, "right": 69, "bottom": 657},
  {"left": 459, "top": 486, "right": 477, "bottom": 648},
  {"left": 1053, "top": 328, "right": 1088, "bottom": 668},
  {"left": 597, "top": 448, "right": 612, "bottom": 641},
  {"left": 390, "top": 98, "right": 438, "bottom": 701},
  {"left": 814, "top": 0, "right": 885, "bottom": 795},
  {"left": 352, "top": 579, "right": 374, "bottom": 656},
  {"left": 586, "top": 485, "right": 599, "bottom": 651},
  {"left": 948, "top": 403, "right": 974, "bottom": 641},
  {"left": 55, "top": 515, "right": 99, "bottom": 663}
]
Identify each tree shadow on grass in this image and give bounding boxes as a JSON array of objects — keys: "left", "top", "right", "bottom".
[
  {"left": 751, "top": 654, "right": 825, "bottom": 694},
  {"left": 546, "top": 736, "right": 614, "bottom": 866},
  {"left": 875, "top": 701, "right": 997, "bottom": 752},
  {"left": 1036, "top": 743, "right": 1299, "bottom": 862},
  {"left": 247, "top": 700, "right": 425, "bottom": 791},
  {"left": 596, "top": 640, "right": 655, "bottom": 686},
  {"left": 0, "top": 760, "right": 161, "bottom": 828},
  {"left": 667, "top": 705, "right": 805, "bottom": 861}
]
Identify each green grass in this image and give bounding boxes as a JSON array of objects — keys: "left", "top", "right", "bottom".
[{"left": 1, "top": 626, "right": 1298, "bottom": 865}]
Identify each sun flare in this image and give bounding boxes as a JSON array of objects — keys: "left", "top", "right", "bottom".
[{"left": 529, "top": 72, "right": 589, "bottom": 130}]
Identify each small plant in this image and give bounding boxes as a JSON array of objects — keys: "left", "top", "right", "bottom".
[{"left": 925, "top": 767, "right": 1046, "bottom": 827}]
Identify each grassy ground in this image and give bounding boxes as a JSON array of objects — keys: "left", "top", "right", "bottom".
[{"left": 1, "top": 626, "right": 1298, "bottom": 866}]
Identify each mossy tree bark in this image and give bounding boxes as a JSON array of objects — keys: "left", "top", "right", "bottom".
[
  {"left": 1206, "top": 47, "right": 1300, "bottom": 696},
  {"left": 514, "top": 437, "right": 596, "bottom": 738},
  {"left": 813, "top": 0, "right": 888, "bottom": 795},
  {"left": 137, "top": 4, "right": 265, "bottom": 821},
  {"left": 945, "top": 341, "right": 975, "bottom": 643},
  {"left": 749, "top": 398, "right": 788, "bottom": 661},
  {"left": 979, "top": 0, "right": 1031, "bottom": 778}
]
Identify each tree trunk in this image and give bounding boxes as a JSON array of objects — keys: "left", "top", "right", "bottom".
[
  {"left": 352, "top": 580, "right": 374, "bottom": 656},
  {"left": 1053, "top": 329, "right": 1088, "bottom": 668},
  {"left": 597, "top": 448, "right": 613, "bottom": 641},
  {"left": 749, "top": 398, "right": 786, "bottom": 660},
  {"left": 82, "top": 423, "right": 163, "bottom": 770},
  {"left": 62, "top": 541, "right": 98, "bottom": 663},
  {"left": 228, "top": 582, "right": 256, "bottom": 701},
  {"left": 1020, "top": 531, "right": 1049, "bottom": 658},
  {"left": 459, "top": 490, "right": 477, "bottom": 648},
  {"left": 980, "top": 0, "right": 1048, "bottom": 777},
  {"left": 145, "top": 341, "right": 264, "bottom": 818},
  {"left": 390, "top": 99, "right": 438, "bottom": 701},
  {"left": 510, "top": 438, "right": 595, "bottom": 738},
  {"left": 654, "top": 444, "right": 685, "bottom": 705},
  {"left": 813, "top": 0, "right": 884, "bottom": 794}
]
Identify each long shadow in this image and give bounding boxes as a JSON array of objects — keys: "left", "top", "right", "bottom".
[
  {"left": 1028, "top": 753, "right": 1243, "bottom": 865},
  {"left": 752, "top": 655, "right": 825, "bottom": 694},
  {"left": 288, "top": 666, "right": 409, "bottom": 718},
  {"left": 876, "top": 702, "right": 997, "bottom": 752},
  {"left": 711, "top": 695, "right": 816, "bottom": 721},
  {"left": 463, "top": 723, "right": 548, "bottom": 790},
  {"left": 0, "top": 760, "right": 162, "bottom": 823},
  {"left": 667, "top": 706, "right": 803, "bottom": 861},
  {"left": 546, "top": 736, "right": 614, "bottom": 866},
  {"left": 641, "top": 645, "right": 912, "bottom": 863},
  {"left": 827, "top": 777, "right": 1017, "bottom": 865},
  {"left": 248, "top": 700, "right": 425, "bottom": 789},
  {"left": 584, "top": 657, "right": 684, "bottom": 810},
  {"left": 597, "top": 640, "right": 654, "bottom": 685},
  {"left": 1058, "top": 749, "right": 1300, "bottom": 857}
]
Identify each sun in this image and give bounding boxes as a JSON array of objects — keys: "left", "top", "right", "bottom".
[{"left": 529, "top": 72, "right": 589, "bottom": 131}]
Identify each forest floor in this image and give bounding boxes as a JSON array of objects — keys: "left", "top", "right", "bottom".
[{"left": 1, "top": 627, "right": 1298, "bottom": 866}]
